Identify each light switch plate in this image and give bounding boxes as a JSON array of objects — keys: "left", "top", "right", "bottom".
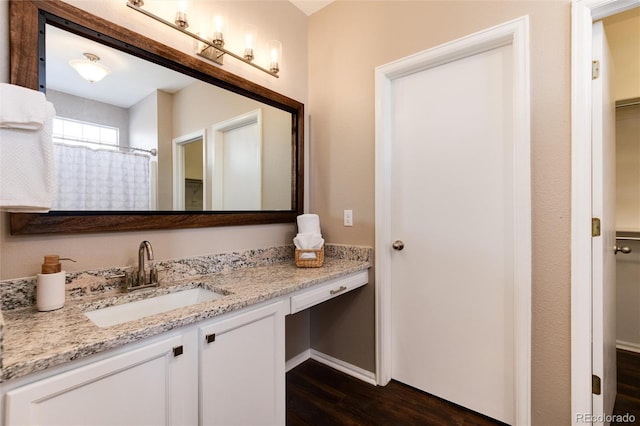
[{"left": 344, "top": 210, "right": 353, "bottom": 227}]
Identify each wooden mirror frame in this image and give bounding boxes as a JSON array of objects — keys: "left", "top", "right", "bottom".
[{"left": 8, "top": 0, "right": 304, "bottom": 234}]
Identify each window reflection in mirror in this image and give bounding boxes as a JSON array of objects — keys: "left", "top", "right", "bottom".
[{"left": 46, "top": 24, "right": 293, "bottom": 212}]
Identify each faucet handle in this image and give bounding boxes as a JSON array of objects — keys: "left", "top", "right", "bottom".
[
  {"left": 149, "top": 267, "right": 159, "bottom": 284},
  {"left": 124, "top": 271, "right": 135, "bottom": 290}
]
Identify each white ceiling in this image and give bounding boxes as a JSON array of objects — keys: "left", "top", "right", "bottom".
[
  {"left": 289, "top": 0, "right": 334, "bottom": 16},
  {"left": 46, "top": 25, "right": 194, "bottom": 108}
]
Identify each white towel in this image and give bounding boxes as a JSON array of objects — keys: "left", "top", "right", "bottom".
[
  {"left": 297, "top": 214, "right": 321, "bottom": 234},
  {"left": 0, "top": 84, "right": 57, "bottom": 212},
  {"left": 293, "top": 233, "right": 324, "bottom": 250},
  {"left": 0, "top": 84, "right": 53, "bottom": 130}
]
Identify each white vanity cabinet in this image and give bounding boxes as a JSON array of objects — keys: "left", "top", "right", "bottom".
[
  {"left": 2, "top": 301, "right": 287, "bottom": 426},
  {"left": 199, "top": 300, "right": 287, "bottom": 425},
  {"left": 3, "top": 333, "right": 196, "bottom": 426},
  {"left": 1, "top": 269, "right": 368, "bottom": 426}
]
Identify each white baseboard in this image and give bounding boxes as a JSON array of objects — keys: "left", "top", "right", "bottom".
[
  {"left": 285, "top": 349, "right": 377, "bottom": 386},
  {"left": 285, "top": 349, "right": 311, "bottom": 372},
  {"left": 616, "top": 340, "right": 640, "bottom": 353},
  {"left": 310, "top": 349, "right": 377, "bottom": 386}
]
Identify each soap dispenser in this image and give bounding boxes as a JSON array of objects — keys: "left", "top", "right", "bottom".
[{"left": 36, "top": 255, "right": 66, "bottom": 312}]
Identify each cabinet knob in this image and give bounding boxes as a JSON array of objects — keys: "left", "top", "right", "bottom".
[
  {"left": 206, "top": 333, "right": 216, "bottom": 344},
  {"left": 173, "top": 345, "right": 184, "bottom": 357}
]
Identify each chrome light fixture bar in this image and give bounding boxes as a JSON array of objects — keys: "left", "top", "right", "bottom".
[{"left": 126, "top": 0, "right": 279, "bottom": 78}]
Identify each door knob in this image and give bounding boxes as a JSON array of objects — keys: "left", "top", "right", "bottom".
[
  {"left": 615, "top": 245, "right": 632, "bottom": 255},
  {"left": 392, "top": 240, "right": 404, "bottom": 251}
]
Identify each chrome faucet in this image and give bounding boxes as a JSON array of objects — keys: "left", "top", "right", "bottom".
[
  {"left": 138, "top": 240, "right": 153, "bottom": 285},
  {"left": 126, "top": 240, "right": 159, "bottom": 291}
]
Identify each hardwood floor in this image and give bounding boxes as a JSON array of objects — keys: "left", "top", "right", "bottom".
[
  {"left": 287, "top": 360, "right": 507, "bottom": 426},
  {"left": 613, "top": 349, "right": 640, "bottom": 426},
  {"left": 287, "top": 350, "right": 640, "bottom": 425}
]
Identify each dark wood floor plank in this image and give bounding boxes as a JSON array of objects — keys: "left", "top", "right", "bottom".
[
  {"left": 288, "top": 349, "right": 640, "bottom": 425},
  {"left": 287, "top": 360, "right": 506, "bottom": 426},
  {"left": 617, "top": 350, "right": 640, "bottom": 400},
  {"left": 613, "top": 349, "right": 640, "bottom": 425}
]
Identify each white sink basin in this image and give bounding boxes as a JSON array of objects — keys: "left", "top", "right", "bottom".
[{"left": 85, "top": 287, "right": 224, "bottom": 328}]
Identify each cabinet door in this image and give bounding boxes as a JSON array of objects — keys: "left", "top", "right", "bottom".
[
  {"left": 199, "top": 301, "right": 286, "bottom": 426},
  {"left": 5, "top": 334, "right": 192, "bottom": 426}
]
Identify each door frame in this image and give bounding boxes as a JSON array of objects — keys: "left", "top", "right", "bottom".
[
  {"left": 374, "top": 16, "right": 531, "bottom": 425},
  {"left": 172, "top": 129, "right": 207, "bottom": 210},
  {"left": 571, "top": 1, "right": 639, "bottom": 424}
]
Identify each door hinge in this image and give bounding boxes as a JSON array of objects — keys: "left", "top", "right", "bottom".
[
  {"left": 592, "top": 374, "right": 602, "bottom": 395},
  {"left": 592, "top": 218, "right": 601, "bottom": 237},
  {"left": 592, "top": 60, "right": 600, "bottom": 80}
]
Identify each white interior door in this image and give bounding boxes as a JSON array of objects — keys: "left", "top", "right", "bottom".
[
  {"left": 591, "top": 20, "right": 617, "bottom": 424},
  {"left": 222, "top": 124, "right": 261, "bottom": 210},
  {"left": 211, "top": 110, "right": 262, "bottom": 210},
  {"left": 390, "top": 44, "right": 515, "bottom": 424}
]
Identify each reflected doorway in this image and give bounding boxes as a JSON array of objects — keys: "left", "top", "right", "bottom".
[
  {"left": 172, "top": 130, "right": 206, "bottom": 210},
  {"left": 184, "top": 138, "right": 204, "bottom": 211}
]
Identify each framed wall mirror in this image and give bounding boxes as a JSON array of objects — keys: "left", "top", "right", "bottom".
[{"left": 8, "top": 0, "right": 304, "bottom": 234}]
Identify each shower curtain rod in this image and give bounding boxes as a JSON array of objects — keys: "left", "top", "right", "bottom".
[{"left": 55, "top": 138, "right": 157, "bottom": 156}]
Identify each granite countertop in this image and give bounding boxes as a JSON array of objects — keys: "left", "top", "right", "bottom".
[{"left": 0, "top": 245, "right": 371, "bottom": 383}]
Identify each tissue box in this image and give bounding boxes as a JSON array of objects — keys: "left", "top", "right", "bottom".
[{"left": 295, "top": 247, "right": 324, "bottom": 268}]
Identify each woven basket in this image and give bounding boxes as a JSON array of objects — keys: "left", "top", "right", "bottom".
[{"left": 295, "top": 247, "right": 324, "bottom": 268}]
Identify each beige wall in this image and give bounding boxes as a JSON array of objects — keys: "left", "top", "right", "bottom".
[
  {"left": 603, "top": 8, "right": 640, "bottom": 101},
  {"left": 184, "top": 140, "right": 204, "bottom": 181},
  {"left": 0, "top": 0, "right": 308, "bottom": 279},
  {"left": 307, "top": 1, "right": 571, "bottom": 424}
]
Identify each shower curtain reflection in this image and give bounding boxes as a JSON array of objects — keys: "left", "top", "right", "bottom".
[{"left": 52, "top": 144, "right": 152, "bottom": 210}]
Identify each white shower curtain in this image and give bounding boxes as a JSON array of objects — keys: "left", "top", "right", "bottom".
[{"left": 52, "top": 144, "right": 151, "bottom": 210}]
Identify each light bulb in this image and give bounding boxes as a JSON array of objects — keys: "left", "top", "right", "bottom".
[
  {"left": 175, "top": 0, "right": 188, "bottom": 28},
  {"left": 244, "top": 25, "right": 257, "bottom": 61},
  {"left": 267, "top": 40, "right": 281, "bottom": 74},
  {"left": 212, "top": 14, "right": 224, "bottom": 46},
  {"left": 214, "top": 15, "right": 223, "bottom": 33}
]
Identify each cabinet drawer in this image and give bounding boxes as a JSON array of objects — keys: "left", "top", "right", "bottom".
[{"left": 290, "top": 270, "right": 368, "bottom": 314}]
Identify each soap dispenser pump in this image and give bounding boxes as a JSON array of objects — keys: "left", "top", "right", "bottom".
[{"left": 36, "top": 255, "right": 67, "bottom": 312}]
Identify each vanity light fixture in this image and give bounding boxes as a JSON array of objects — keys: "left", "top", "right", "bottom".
[
  {"left": 125, "top": 0, "right": 280, "bottom": 78},
  {"left": 69, "top": 53, "right": 111, "bottom": 83},
  {"left": 268, "top": 40, "right": 282, "bottom": 74},
  {"left": 243, "top": 25, "right": 258, "bottom": 62},
  {"left": 212, "top": 13, "right": 224, "bottom": 47},
  {"left": 175, "top": 0, "right": 188, "bottom": 29}
]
